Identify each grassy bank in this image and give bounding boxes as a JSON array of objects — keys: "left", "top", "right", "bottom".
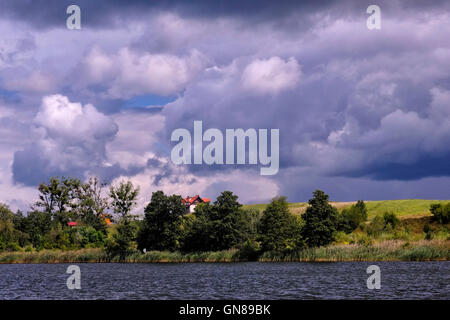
[
  {"left": 1, "top": 240, "right": 448, "bottom": 263},
  {"left": 0, "top": 248, "right": 241, "bottom": 264},
  {"left": 244, "top": 199, "right": 450, "bottom": 219},
  {"left": 260, "top": 240, "right": 450, "bottom": 262}
]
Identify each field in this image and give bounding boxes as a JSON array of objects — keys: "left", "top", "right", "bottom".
[{"left": 244, "top": 199, "right": 450, "bottom": 219}]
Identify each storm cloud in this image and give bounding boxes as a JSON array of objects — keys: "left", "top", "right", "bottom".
[{"left": 1, "top": 0, "right": 450, "bottom": 211}]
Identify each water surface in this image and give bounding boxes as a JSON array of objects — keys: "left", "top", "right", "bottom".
[{"left": 0, "top": 262, "right": 448, "bottom": 299}]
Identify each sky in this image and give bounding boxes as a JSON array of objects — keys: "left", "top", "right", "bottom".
[{"left": 1, "top": 0, "right": 450, "bottom": 213}]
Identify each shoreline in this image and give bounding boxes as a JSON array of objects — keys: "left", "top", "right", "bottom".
[{"left": 1, "top": 240, "right": 448, "bottom": 264}]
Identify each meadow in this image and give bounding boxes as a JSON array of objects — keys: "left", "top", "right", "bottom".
[{"left": 245, "top": 199, "right": 450, "bottom": 219}]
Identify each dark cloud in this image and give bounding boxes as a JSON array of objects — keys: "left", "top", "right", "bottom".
[
  {"left": 3, "top": 0, "right": 449, "bottom": 30},
  {"left": 2, "top": 0, "right": 450, "bottom": 206},
  {"left": 0, "top": 0, "right": 340, "bottom": 28}
]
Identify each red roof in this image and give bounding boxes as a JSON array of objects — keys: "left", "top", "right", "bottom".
[
  {"left": 67, "top": 221, "right": 77, "bottom": 227},
  {"left": 182, "top": 195, "right": 210, "bottom": 205}
]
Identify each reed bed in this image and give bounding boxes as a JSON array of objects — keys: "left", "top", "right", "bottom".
[
  {"left": 259, "top": 240, "right": 449, "bottom": 262},
  {"left": 0, "top": 241, "right": 448, "bottom": 263}
]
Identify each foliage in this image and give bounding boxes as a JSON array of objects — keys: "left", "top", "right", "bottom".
[
  {"left": 34, "top": 177, "right": 81, "bottom": 225},
  {"left": 75, "top": 177, "right": 109, "bottom": 234},
  {"left": 137, "top": 190, "right": 186, "bottom": 251},
  {"left": 383, "top": 211, "right": 400, "bottom": 230},
  {"left": 1, "top": 175, "right": 449, "bottom": 260},
  {"left": 367, "top": 215, "right": 385, "bottom": 236},
  {"left": 235, "top": 239, "right": 261, "bottom": 261},
  {"left": 182, "top": 191, "right": 252, "bottom": 252},
  {"left": 301, "top": 190, "right": 338, "bottom": 247},
  {"left": 258, "top": 196, "right": 302, "bottom": 253},
  {"left": 109, "top": 180, "right": 140, "bottom": 220},
  {"left": 430, "top": 203, "right": 450, "bottom": 224},
  {"left": 338, "top": 200, "right": 368, "bottom": 233},
  {"left": 423, "top": 223, "right": 433, "bottom": 240},
  {"left": 105, "top": 219, "right": 136, "bottom": 259}
]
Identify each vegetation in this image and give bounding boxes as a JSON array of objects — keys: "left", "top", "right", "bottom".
[
  {"left": 0, "top": 175, "right": 449, "bottom": 263},
  {"left": 301, "top": 190, "right": 338, "bottom": 247},
  {"left": 181, "top": 191, "right": 253, "bottom": 252},
  {"left": 338, "top": 200, "right": 368, "bottom": 233},
  {"left": 137, "top": 191, "right": 185, "bottom": 251},
  {"left": 430, "top": 203, "right": 450, "bottom": 224},
  {"left": 258, "top": 196, "right": 302, "bottom": 253}
]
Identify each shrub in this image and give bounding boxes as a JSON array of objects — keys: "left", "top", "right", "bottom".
[
  {"left": 357, "top": 236, "right": 373, "bottom": 247},
  {"left": 423, "top": 223, "right": 433, "bottom": 240},
  {"left": 105, "top": 219, "right": 136, "bottom": 259},
  {"left": 236, "top": 240, "right": 261, "bottom": 261},
  {"left": 367, "top": 215, "right": 385, "bottom": 236},
  {"left": 430, "top": 203, "right": 450, "bottom": 224},
  {"left": 383, "top": 212, "right": 400, "bottom": 229},
  {"left": 338, "top": 200, "right": 368, "bottom": 234}
]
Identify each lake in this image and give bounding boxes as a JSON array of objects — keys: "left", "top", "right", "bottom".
[{"left": 0, "top": 262, "right": 448, "bottom": 299}]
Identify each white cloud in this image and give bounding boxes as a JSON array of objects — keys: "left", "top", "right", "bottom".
[
  {"left": 106, "top": 111, "right": 165, "bottom": 169},
  {"left": 82, "top": 47, "right": 209, "bottom": 98},
  {"left": 241, "top": 56, "right": 301, "bottom": 95},
  {"left": 35, "top": 94, "right": 117, "bottom": 143},
  {"left": 12, "top": 95, "right": 119, "bottom": 185}
]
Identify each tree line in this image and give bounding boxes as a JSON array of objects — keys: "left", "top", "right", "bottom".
[{"left": 1, "top": 176, "right": 448, "bottom": 259}]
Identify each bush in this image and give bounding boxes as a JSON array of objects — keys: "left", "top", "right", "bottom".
[
  {"left": 338, "top": 200, "right": 368, "bottom": 234},
  {"left": 430, "top": 203, "right": 450, "bottom": 224},
  {"left": 367, "top": 215, "right": 385, "bottom": 236},
  {"left": 6, "top": 242, "right": 22, "bottom": 252},
  {"left": 236, "top": 240, "right": 261, "bottom": 261},
  {"left": 105, "top": 219, "right": 136, "bottom": 259},
  {"left": 357, "top": 236, "right": 373, "bottom": 247},
  {"left": 383, "top": 212, "right": 400, "bottom": 229},
  {"left": 423, "top": 223, "right": 433, "bottom": 240}
]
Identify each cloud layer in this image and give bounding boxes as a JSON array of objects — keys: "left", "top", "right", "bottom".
[{"left": 1, "top": 1, "right": 450, "bottom": 212}]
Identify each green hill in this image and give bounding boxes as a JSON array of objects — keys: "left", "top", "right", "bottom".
[{"left": 244, "top": 199, "right": 450, "bottom": 220}]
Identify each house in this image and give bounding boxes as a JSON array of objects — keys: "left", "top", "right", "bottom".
[{"left": 182, "top": 195, "right": 210, "bottom": 213}]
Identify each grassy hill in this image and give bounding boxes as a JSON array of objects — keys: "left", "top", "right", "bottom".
[{"left": 244, "top": 199, "right": 450, "bottom": 220}]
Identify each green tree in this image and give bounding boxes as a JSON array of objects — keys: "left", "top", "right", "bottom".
[
  {"left": 75, "top": 177, "right": 109, "bottom": 234},
  {"left": 105, "top": 219, "right": 136, "bottom": 259},
  {"left": 258, "top": 196, "right": 302, "bottom": 253},
  {"left": 14, "top": 210, "right": 52, "bottom": 249},
  {"left": 137, "top": 190, "right": 186, "bottom": 251},
  {"left": 34, "top": 177, "right": 81, "bottom": 225},
  {"left": 181, "top": 203, "right": 214, "bottom": 252},
  {"left": 338, "top": 200, "right": 368, "bottom": 233},
  {"left": 301, "top": 190, "right": 338, "bottom": 247},
  {"left": 0, "top": 204, "right": 17, "bottom": 251},
  {"left": 182, "top": 191, "right": 251, "bottom": 251},
  {"left": 109, "top": 180, "right": 140, "bottom": 220}
]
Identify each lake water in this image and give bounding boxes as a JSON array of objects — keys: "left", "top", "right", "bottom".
[{"left": 0, "top": 262, "right": 448, "bottom": 299}]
